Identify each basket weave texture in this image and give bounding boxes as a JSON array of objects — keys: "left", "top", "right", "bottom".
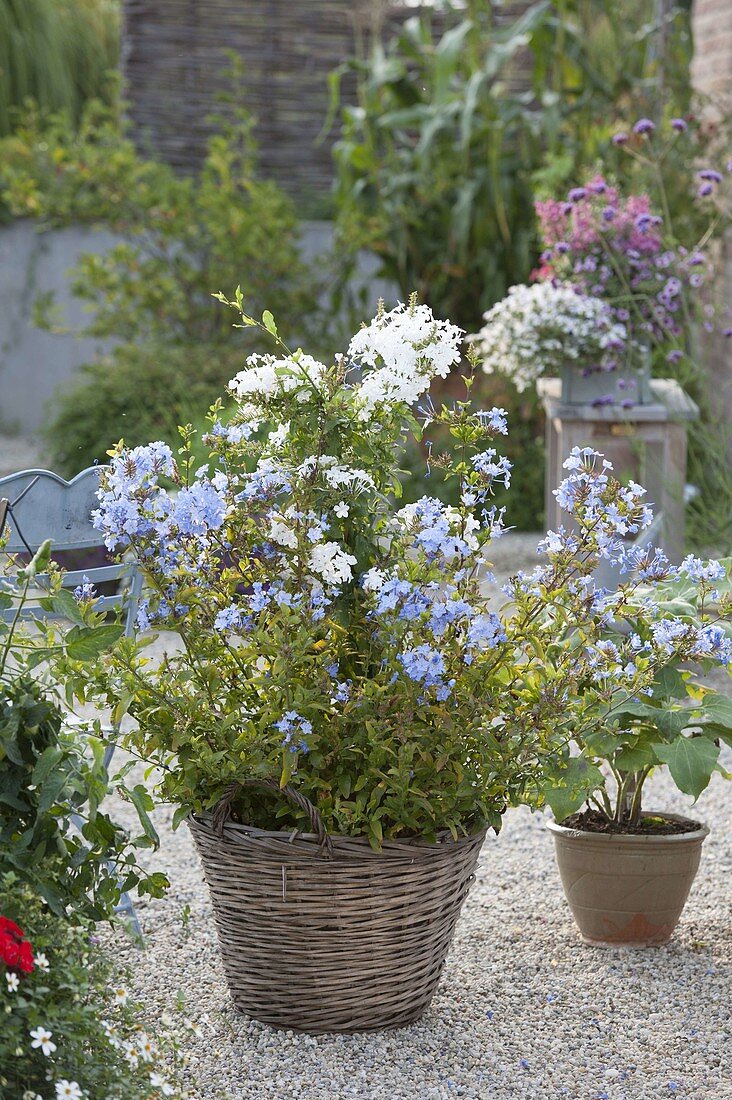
[{"left": 188, "top": 798, "right": 486, "bottom": 1033}]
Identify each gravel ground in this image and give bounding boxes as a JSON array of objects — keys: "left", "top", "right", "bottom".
[{"left": 96, "top": 534, "right": 732, "bottom": 1100}]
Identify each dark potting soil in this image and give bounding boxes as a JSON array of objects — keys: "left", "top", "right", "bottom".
[{"left": 560, "top": 809, "right": 702, "bottom": 836}]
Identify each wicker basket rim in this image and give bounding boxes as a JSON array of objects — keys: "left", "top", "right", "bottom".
[{"left": 189, "top": 810, "right": 487, "bottom": 858}]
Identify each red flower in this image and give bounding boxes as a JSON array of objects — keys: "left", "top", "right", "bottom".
[{"left": 0, "top": 915, "right": 35, "bottom": 975}]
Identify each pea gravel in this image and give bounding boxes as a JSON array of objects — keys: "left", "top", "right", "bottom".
[{"left": 100, "top": 535, "right": 732, "bottom": 1100}]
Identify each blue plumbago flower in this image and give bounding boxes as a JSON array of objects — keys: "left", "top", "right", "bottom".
[
  {"left": 398, "top": 644, "right": 448, "bottom": 688},
  {"left": 237, "top": 461, "right": 292, "bottom": 501},
  {"left": 214, "top": 605, "right": 247, "bottom": 632},
  {"left": 475, "top": 407, "right": 509, "bottom": 435},
  {"left": 613, "top": 543, "right": 676, "bottom": 580},
  {"left": 680, "top": 555, "right": 726, "bottom": 583},
  {"left": 466, "top": 613, "right": 508, "bottom": 652},
  {"left": 471, "top": 449, "right": 512, "bottom": 488},
  {"left": 273, "top": 710, "right": 313, "bottom": 753},
  {"left": 374, "top": 577, "right": 418, "bottom": 614},
  {"left": 429, "top": 596, "right": 474, "bottom": 638},
  {"left": 651, "top": 618, "right": 692, "bottom": 652},
  {"left": 136, "top": 599, "right": 152, "bottom": 632},
  {"left": 211, "top": 421, "right": 252, "bottom": 443},
  {"left": 537, "top": 527, "right": 580, "bottom": 556},
  {"left": 172, "top": 480, "right": 227, "bottom": 538},
  {"left": 73, "top": 575, "right": 97, "bottom": 602},
  {"left": 325, "top": 662, "right": 339, "bottom": 678},
  {"left": 332, "top": 680, "right": 352, "bottom": 703},
  {"left": 690, "top": 624, "right": 732, "bottom": 664}
]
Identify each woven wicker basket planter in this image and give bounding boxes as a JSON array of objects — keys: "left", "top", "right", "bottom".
[{"left": 188, "top": 781, "right": 486, "bottom": 1034}]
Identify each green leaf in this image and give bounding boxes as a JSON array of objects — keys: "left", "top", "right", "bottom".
[
  {"left": 262, "top": 310, "right": 278, "bottom": 338},
  {"left": 32, "top": 746, "right": 64, "bottom": 786},
  {"left": 66, "top": 624, "right": 124, "bottom": 661},
  {"left": 127, "top": 784, "right": 160, "bottom": 846},
  {"left": 540, "top": 756, "right": 604, "bottom": 824},
  {"left": 652, "top": 737, "right": 720, "bottom": 800},
  {"left": 49, "top": 588, "right": 86, "bottom": 626}
]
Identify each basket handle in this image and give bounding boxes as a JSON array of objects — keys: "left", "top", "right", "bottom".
[{"left": 211, "top": 777, "right": 333, "bottom": 857}]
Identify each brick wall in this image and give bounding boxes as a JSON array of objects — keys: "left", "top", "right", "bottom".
[{"left": 691, "top": 0, "right": 732, "bottom": 425}]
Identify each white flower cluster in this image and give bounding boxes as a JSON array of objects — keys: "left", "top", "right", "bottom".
[
  {"left": 309, "top": 541, "right": 357, "bottom": 585},
  {"left": 348, "top": 302, "right": 463, "bottom": 417},
  {"left": 228, "top": 352, "right": 328, "bottom": 416},
  {"left": 470, "top": 283, "right": 627, "bottom": 392}
]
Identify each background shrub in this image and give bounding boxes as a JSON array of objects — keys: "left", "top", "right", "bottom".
[
  {"left": 0, "top": 97, "right": 322, "bottom": 475},
  {"left": 331, "top": 0, "right": 695, "bottom": 529}
]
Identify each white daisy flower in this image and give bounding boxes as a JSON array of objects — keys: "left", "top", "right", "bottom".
[
  {"left": 55, "top": 1082, "right": 83, "bottom": 1099},
  {"left": 29, "top": 1025, "right": 57, "bottom": 1056}
]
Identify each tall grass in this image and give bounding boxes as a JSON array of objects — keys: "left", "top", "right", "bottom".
[{"left": 0, "top": 0, "right": 120, "bottom": 136}]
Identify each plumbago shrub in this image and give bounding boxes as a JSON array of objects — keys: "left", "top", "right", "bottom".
[
  {"left": 470, "top": 282, "right": 627, "bottom": 394},
  {"left": 0, "top": 875, "right": 187, "bottom": 1099},
  {"left": 87, "top": 297, "right": 732, "bottom": 845},
  {"left": 533, "top": 541, "right": 732, "bottom": 828}
]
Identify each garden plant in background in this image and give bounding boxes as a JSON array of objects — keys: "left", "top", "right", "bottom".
[
  {"left": 469, "top": 281, "right": 628, "bottom": 396},
  {"left": 0, "top": 538, "right": 167, "bottom": 922},
  {"left": 74, "top": 293, "right": 732, "bottom": 1031},
  {"left": 331, "top": 0, "right": 695, "bottom": 527},
  {"left": 0, "top": 875, "right": 187, "bottom": 1099},
  {"left": 0, "top": 0, "right": 119, "bottom": 137},
  {"left": 0, "top": 89, "right": 319, "bottom": 475}
]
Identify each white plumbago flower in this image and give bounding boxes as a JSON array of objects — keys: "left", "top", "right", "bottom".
[
  {"left": 333, "top": 502, "right": 350, "bottom": 518},
  {"left": 361, "top": 567, "right": 386, "bottom": 592},
  {"left": 309, "top": 542, "right": 357, "bottom": 585},
  {"left": 149, "top": 1073, "right": 176, "bottom": 1096},
  {"left": 267, "top": 421, "right": 290, "bottom": 449},
  {"left": 320, "top": 461, "right": 376, "bottom": 493},
  {"left": 33, "top": 952, "right": 50, "bottom": 972},
  {"left": 6, "top": 971, "right": 20, "bottom": 992},
  {"left": 268, "top": 516, "right": 298, "bottom": 550},
  {"left": 112, "top": 985, "right": 129, "bottom": 1006},
  {"left": 229, "top": 353, "right": 327, "bottom": 404},
  {"left": 55, "top": 1082, "right": 84, "bottom": 1100},
  {"left": 29, "top": 1025, "right": 57, "bottom": 1056},
  {"left": 348, "top": 301, "right": 463, "bottom": 418},
  {"left": 469, "top": 283, "right": 628, "bottom": 392}
]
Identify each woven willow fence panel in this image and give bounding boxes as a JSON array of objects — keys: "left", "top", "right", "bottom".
[{"left": 121, "top": 1, "right": 531, "bottom": 201}]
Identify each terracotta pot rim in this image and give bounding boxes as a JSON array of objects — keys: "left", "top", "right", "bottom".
[{"left": 547, "top": 810, "right": 709, "bottom": 844}]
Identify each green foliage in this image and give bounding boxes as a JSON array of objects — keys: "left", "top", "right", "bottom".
[
  {"left": 82, "top": 296, "right": 731, "bottom": 847},
  {"left": 0, "top": 0, "right": 119, "bottom": 137},
  {"left": 331, "top": 0, "right": 695, "bottom": 527},
  {"left": 537, "top": 562, "right": 732, "bottom": 826},
  {"left": 0, "top": 876, "right": 186, "bottom": 1099},
  {"left": 0, "top": 544, "right": 168, "bottom": 920},
  {"left": 0, "top": 98, "right": 321, "bottom": 475}
]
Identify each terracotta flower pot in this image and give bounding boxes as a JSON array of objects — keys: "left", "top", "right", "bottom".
[{"left": 548, "top": 813, "right": 709, "bottom": 947}]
